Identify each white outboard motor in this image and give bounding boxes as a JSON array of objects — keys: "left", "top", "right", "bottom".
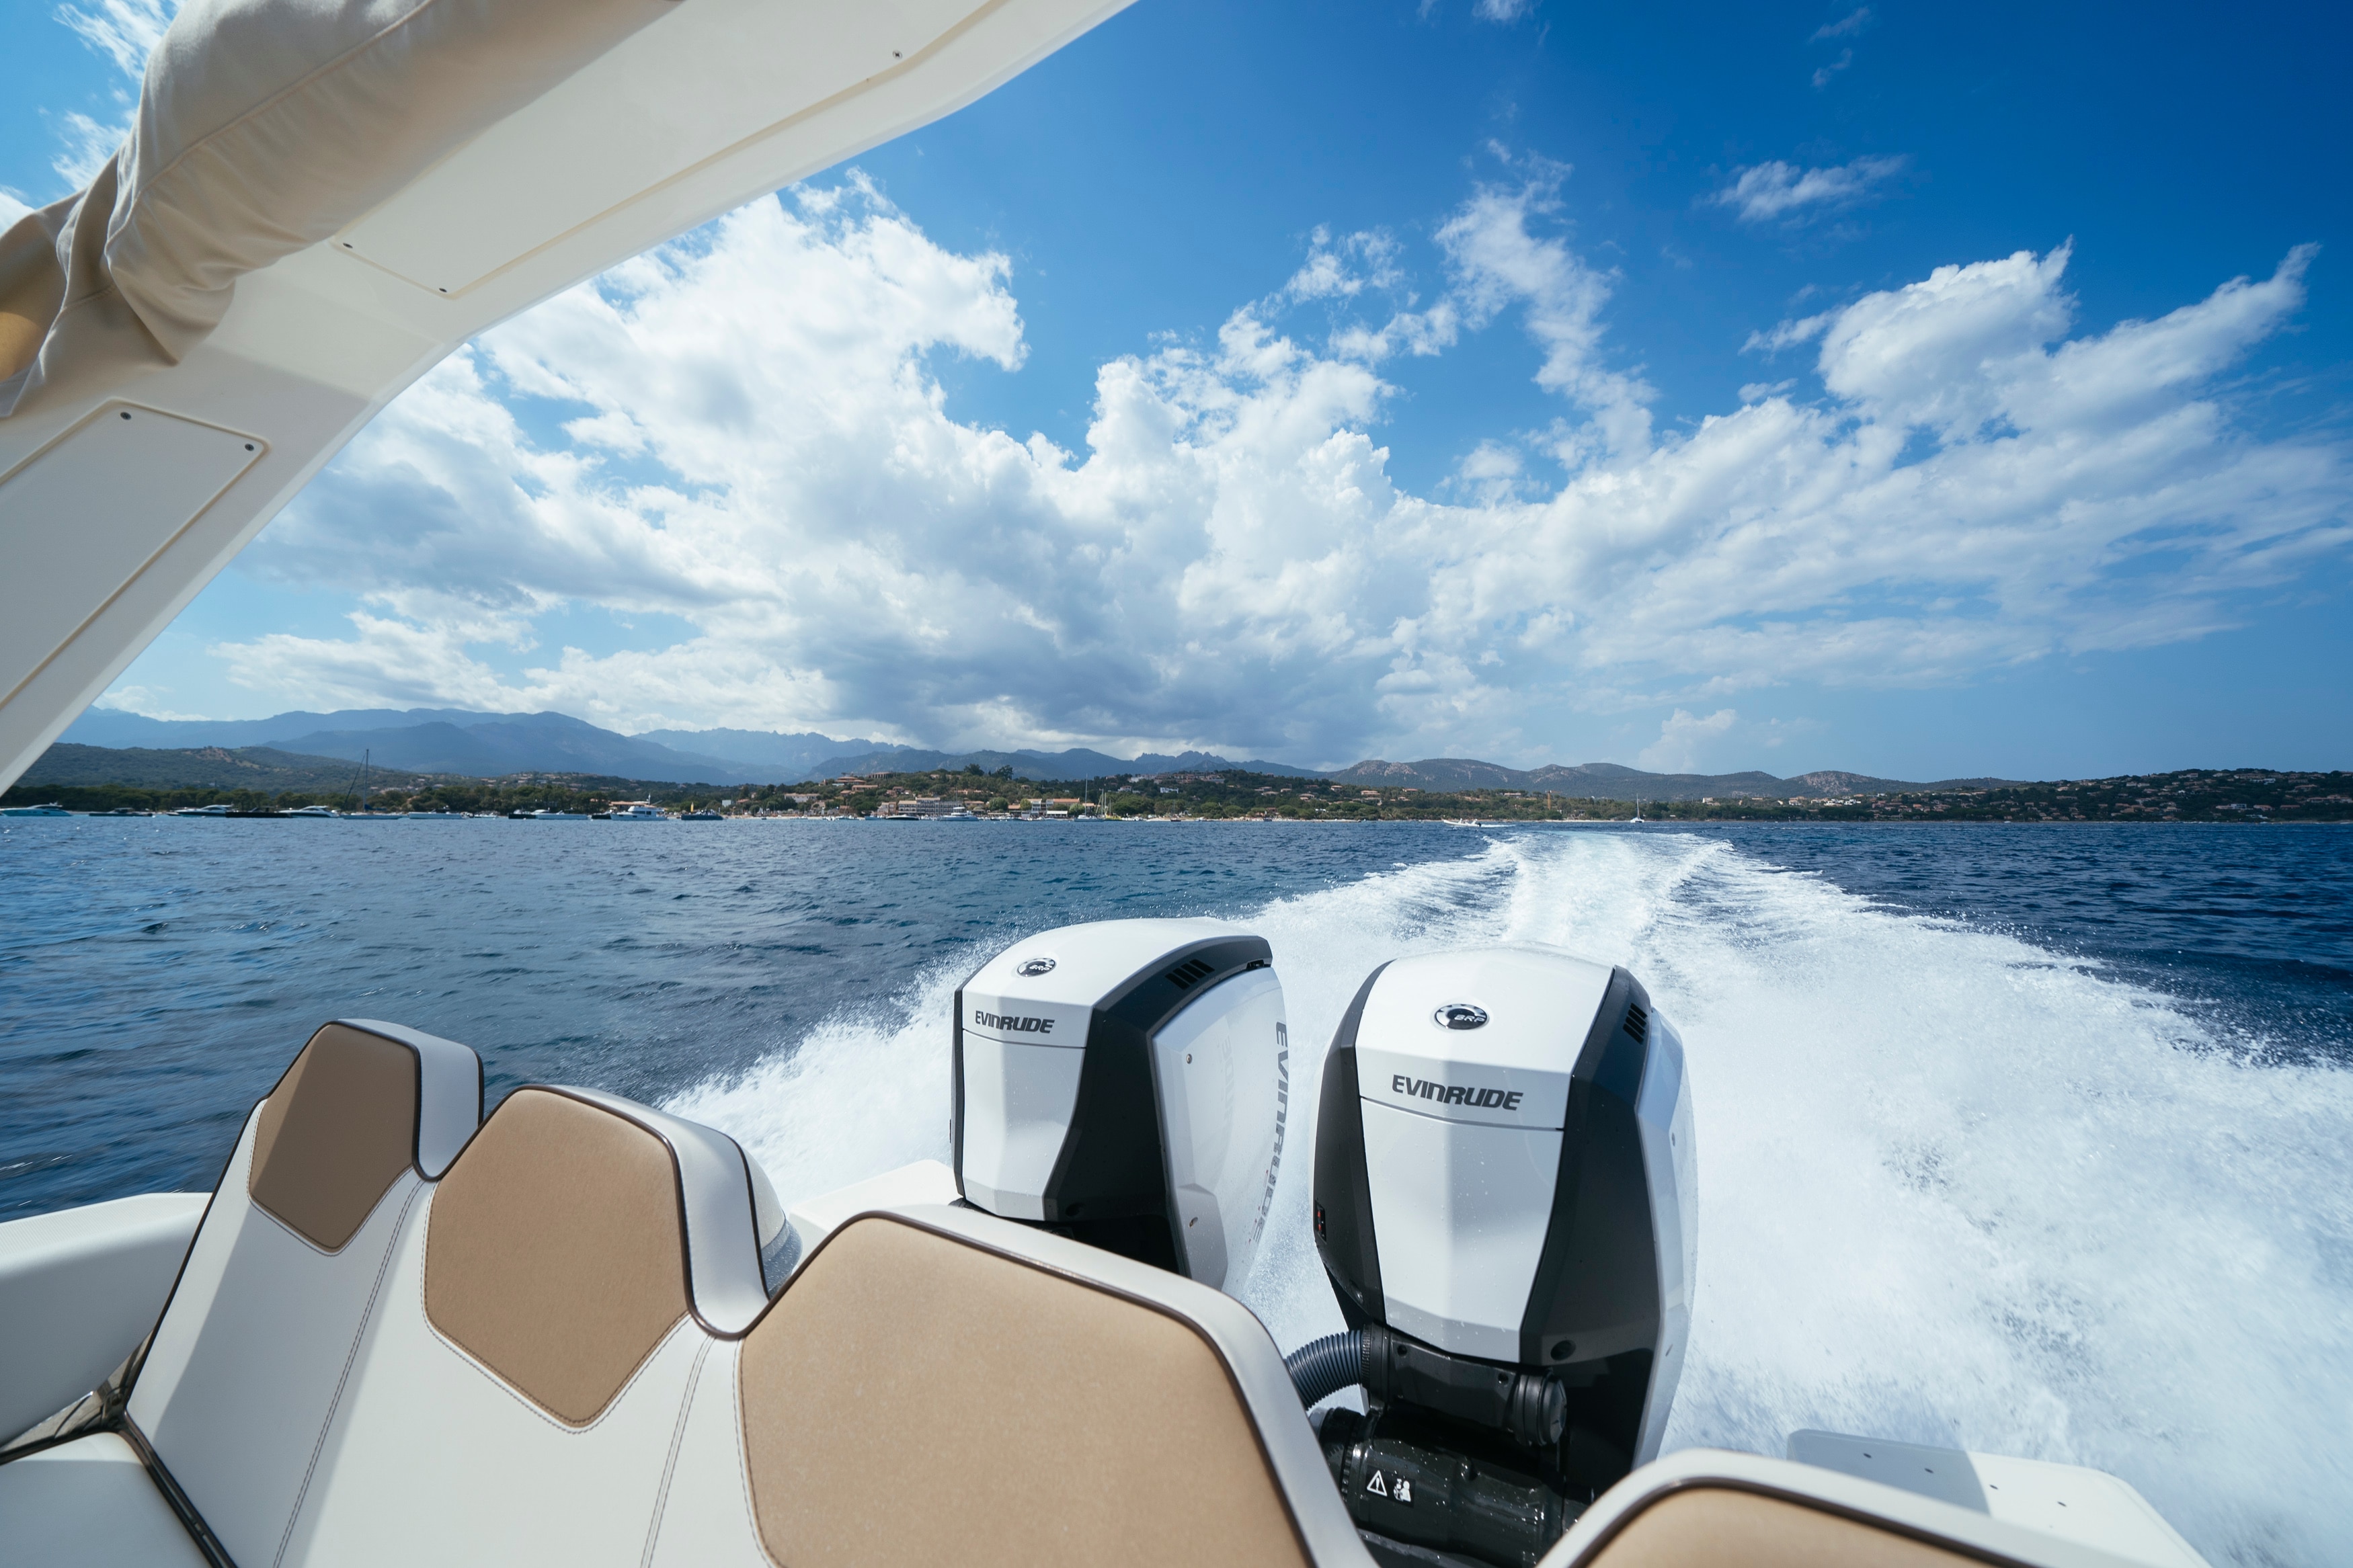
[
  {"left": 953, "top": 918, "right": 1289, "bottom": 1291},
  {"left": 1300, "top": 944, "right": 1696, "bottom": 1567}
]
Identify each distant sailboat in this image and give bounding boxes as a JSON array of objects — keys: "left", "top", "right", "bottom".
[
  {"left": 338, "top": 749, "right": 377, "bottom": 816},
  {"left": 1629, "top": 796, "right": 1646, "bottom": 824}
]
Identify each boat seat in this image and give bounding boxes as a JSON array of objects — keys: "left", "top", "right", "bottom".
[
  {"left": 1572, "top": 1487, "right": 1989, "bottom": 1567},
  {"left": 646, "top": 1203, "right": 1371, "bottom": 1568},
  {"left": 280, "top": 1084, "right": 779, "bottom": 1567},
  {"left": 1543, "top": 1447, "right": 2205, "bottom": 1568},
  {"left": 123, "top": 1018, "right": 481, "bottom": 1567}
]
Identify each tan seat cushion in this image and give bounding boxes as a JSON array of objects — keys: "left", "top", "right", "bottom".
[
  {"left": 737, "top": 1214, "right": 1309, "bottom": 1568},
  {"left": 424, "top": 1087, "right": 690, "bottom": 1426},
  {"left": 1591, "top": 1487, "right": 1991, "bottom": 1567},
  {"left": 249, "top": 1023, "right": 417, "bottom": 1251}
]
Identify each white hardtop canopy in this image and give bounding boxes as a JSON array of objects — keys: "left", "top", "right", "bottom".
[{"left": 0, "top": 0, "right": 1130, "bottom": 791}]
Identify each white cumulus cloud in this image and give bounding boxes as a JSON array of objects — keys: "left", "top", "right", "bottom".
[
  {"left": 54, "top": 0, "right": 174, "bottom": 77},
  {"left": 205, "top": 174, "right": 2346, "bottom": 769},
  {"left": 42, "top": 0, "right": 179, "bottom": 190},
  {"left": 1638, "top": 708, "right": 1739, "bottom": 774},
  {"left": 1439, "top": 157, "right": 1654, "bottom": 458}
]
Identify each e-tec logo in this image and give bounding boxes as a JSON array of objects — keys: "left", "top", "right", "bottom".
[
  {"left": 973, "top": 1009, "right": 1055, "bottom": 1034},
  {"left": 1393, "top": 1075, "right": 1521, "bottom": 1111}
]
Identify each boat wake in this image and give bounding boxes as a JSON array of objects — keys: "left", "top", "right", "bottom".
[{"left": 666, "top": 831, "right": 2353, "bottom": 1565}]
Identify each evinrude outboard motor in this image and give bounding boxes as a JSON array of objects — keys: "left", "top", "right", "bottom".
[
  {"left": 1300, "top": 944, "right": 1696, "bottom": 1568},
  {"left": 953, "top": 918, "right": 1289, "bottom": 1290}
]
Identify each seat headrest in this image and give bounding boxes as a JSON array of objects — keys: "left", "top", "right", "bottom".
[
  {"left": 732, "top": 1210, "right": 1327, "bottom": 1568},
  {"left": 248, "top": 1020, "right": 483, "bottom": 1252},
  {"left": 424, "top": 1087, "right": 772, "bottom": 1427}
]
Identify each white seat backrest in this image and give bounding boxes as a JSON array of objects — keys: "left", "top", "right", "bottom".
[
  {"left": 127, "top": 1019, "right": 480, "bottom": 1568},
  {"left": 282, "top": 1085, "right": 772, "bottom": 1568}
]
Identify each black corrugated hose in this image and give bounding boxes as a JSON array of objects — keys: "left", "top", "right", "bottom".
[{"left": 1285, "top": 1329, "right": 1366, "bottom": 1407}]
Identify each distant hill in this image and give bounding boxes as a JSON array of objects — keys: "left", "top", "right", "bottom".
[
  {"left": 55, "top": 708, "right": 1324, "bottom": 784},
  {"left": 813, "top": 746, "right": 1324, "bottom": 782},
  {"left": 56, "top": 706, "right": 2019, "bottom": 796},
  {"left": 19, "top": 743, "right": 424, "bottom": 795},
  {"left": 1327, "top": 757, "right": 2023, "bottom": 800},
  {"left": 1128, "top": 749, "right": 1322, "bottom": 778},
  {"left": 67, "top": 706, "right": 531, "bottom": 749},
  {"left": 634, "top": 727, "right": 906, "bottom": 777},
  {"left": 64, "top": 708, "right": 750, "bottom": 784},
  {"left": 260, "top": 717, "right": 747, "bottom": 782}
]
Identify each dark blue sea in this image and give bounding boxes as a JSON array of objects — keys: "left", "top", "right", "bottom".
[{"left": 3, "top": 817, "right": 2348, "bottom": 1562}]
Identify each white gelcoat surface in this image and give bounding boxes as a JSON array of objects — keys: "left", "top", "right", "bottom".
[
  {"left": 1149, "top": 967, "right": 1287, "bottom": 1290},
  {"left": 0, "top": 404, "right": 262, "bottom": 707},
  {"left": 340, "top": 0, "right": 976, "bottom": 296},
  {"left": 0, "top": 1432, "right": 210, "bottom": 1567},
  {"left": 0, "top": 1190, "right": 206, "bottom": 1440},
  {"left": 1788, "top": 1431, "right": 2208, "bottom": 1568},
  {"left": 782, "top": 1158, "right": 960, "bottom": 1270},
  {"left": 1359, "top": 1099, "right": 1562, "bottom": 1361}
]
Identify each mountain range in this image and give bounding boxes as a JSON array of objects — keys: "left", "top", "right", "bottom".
[
  {"left": 52, "top": 707, "right": 2007, "bottom": 797},
  {"left": 1324, "top": 758, "right": 2020, "bottom": 800},
  {"left": 814, "top": 747, "right": 1324, "bottom": 780},
  {"left": 59, "top": 708, "right": 873, "bottom": 784},
  {"left": 56, "top": 709, "right": 1324, "bottom": 783}
]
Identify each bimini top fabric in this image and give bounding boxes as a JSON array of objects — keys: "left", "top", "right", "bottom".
[{"left": 0, "top": 0, "right": 676, "bottom": 417}]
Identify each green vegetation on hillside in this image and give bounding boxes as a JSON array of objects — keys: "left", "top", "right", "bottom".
[
  {"left": 784, "top": 765, "right": 2353, "bottom": 822},
  {"left": 2, "top": 744, "right": 754, "bottom": 815},
  {"left": 9, "top": 747, "right": 2347, "bottom": 823}
]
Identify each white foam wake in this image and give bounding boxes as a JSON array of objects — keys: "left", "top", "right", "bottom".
[{"left": 666, "top": 831, "right": 2353, "bottom": 1565}]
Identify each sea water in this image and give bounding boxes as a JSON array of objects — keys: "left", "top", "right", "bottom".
[{"left": 3, "top": 818, "right": 2348, "bottom": 1563}]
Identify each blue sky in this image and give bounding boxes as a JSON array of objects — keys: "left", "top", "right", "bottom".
[{"left": 6, "top": 0, "right": 2349, "bottom": 778}]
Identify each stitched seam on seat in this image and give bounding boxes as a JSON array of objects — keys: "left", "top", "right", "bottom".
[
  {"left": 729, "top": 1349, "right": 778, "bottom": 1567},
  {"left": 640, "top": 1336, "right": 712, "bottom": 1568},
  {"left": 422, "top": 1314, "right": 687, "bottom": 1436},
  {"left": 274, "top": 1180, "right": 419, "bottom": 1568},
  {"left": 415, "top": 1219, "right": 692, "bottom": 1437},
  {"left": 249, "top": 1163, "right": 411, "bottom": 1260}
]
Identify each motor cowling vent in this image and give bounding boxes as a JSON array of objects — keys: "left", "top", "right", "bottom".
[
  {"left": 1624, "top": 1001, "right": 1648, "bottom": 1042},
  {"left": 1164, "top": 956, "right": 1216, "bottom": 989}
]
